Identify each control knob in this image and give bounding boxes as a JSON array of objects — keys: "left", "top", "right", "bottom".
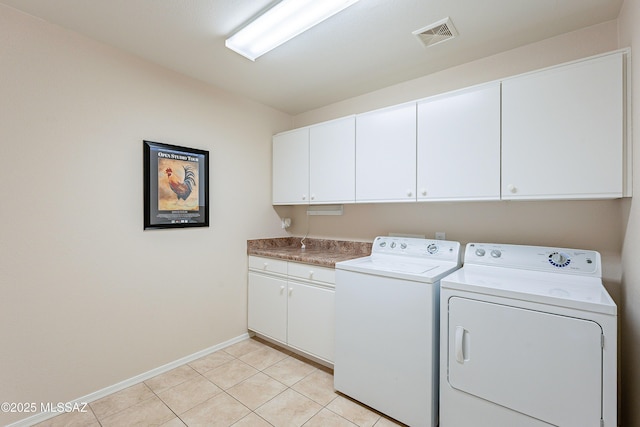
[
  {"left": 427, "top": 243, "right": 438, "bottom": 254},
  {"left": 475, "top": 248, "right": 486, "bottom": 257},
  {"left": 490, "top": 249, "right": 502, "bottom": 258},
  {"left": 549, "top": 252, "right": 571, "bottom": 267}
]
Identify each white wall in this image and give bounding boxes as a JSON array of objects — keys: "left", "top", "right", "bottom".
[
  {"left": 294, "top": 21, "right": 620, "bottom": 126},
  {"left": 619, "top": 0, "right": 640, "bottom": 425},
  {"left": 0, "top": 4, "right": 290, "bottom": 425}
]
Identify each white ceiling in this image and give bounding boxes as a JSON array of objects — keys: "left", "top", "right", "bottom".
[{"left": 1, "top": 0, "right": 623, "bottom": 115}]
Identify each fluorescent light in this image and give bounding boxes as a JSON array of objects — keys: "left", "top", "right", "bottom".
[{"left": 225, "top": 0, "right": 360, "bottom": 61}]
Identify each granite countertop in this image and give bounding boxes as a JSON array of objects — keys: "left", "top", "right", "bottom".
[{"left": 247, "top": 237, "right": 372, "bottom": 268}]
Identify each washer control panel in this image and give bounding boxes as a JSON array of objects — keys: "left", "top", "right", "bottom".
[
  {"left": 465, "top": 243, "right": 600, "bottom": 276},
  {"left": 372, "top": 236, "right": 460, "bottom": 261}
]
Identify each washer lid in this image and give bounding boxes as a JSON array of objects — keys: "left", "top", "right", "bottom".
[
  {"left": 336, "top": 255, "right": 460, "bottom": 283},
  {"left": 336, "top": 236, "right": 462, "bottom": 283},
  {"left": 441, "top": 265, "right": 617, "bottom": 315}
]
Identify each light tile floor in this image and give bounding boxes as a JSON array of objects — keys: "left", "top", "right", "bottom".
[{"left": 35, "top": 337, "right": 405, "bottom": 427}]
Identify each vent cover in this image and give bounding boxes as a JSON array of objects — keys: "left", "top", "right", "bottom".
[{"left": 413, "top": 17, "right": 458, "bottom": 47}]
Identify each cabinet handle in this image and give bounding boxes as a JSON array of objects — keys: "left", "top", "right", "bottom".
[
  {"left": 263, "top": 262, "right": 268, "bottom": 269},
  {"left": 280, "top": 285, "right": 285, "bottom": 294},
  {"left": 288, "top": 287, "right": 293, "bottom": 296},
  {"left": 309, "top": 271, "right": 314, "bottom": 278},
  {"left": 507, "top": 184, "right": 517, "bottom": 194}
]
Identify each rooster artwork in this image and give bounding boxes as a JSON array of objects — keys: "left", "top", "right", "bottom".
[
  {"left": 157, "top": 158, "right": 199, "bottom": 211},
  {"left": 166, "top": 166, "right": 195, "bottom": 200}
]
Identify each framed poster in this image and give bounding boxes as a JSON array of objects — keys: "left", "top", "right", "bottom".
[{"left": 143, "top": 140, "right": 209, "bottom": 230}]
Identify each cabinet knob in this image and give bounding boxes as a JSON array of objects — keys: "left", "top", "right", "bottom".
[
  {"left": 407, "top": 190, "right": 413, "bottom": 197},
  {"left": 309, "top": 271, "right": 314, "bottom": 278},
  {"left": 507, "top": 184, "right": 517, "bottom": 194},
  {"left": 311, "top": 194, "right": 315, "bottom": 200},
  {"left": 280, "top": 286, "right": 285, "bottom": 293},
  {"left": 263, "top": 262, "right": 268, "bottom": 269},
  {"left": 302, "top": 194, "right": 307, "bottom": 200},
  {"left": 288, "top": 287, "right": 293, "bottom": 296},
  {"left": 421, "top": 189, "right": 427, "bottom": 196}
]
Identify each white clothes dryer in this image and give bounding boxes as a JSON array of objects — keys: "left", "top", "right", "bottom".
[{"left": 440, "top": 243, "right": 617, "bottom": 427}]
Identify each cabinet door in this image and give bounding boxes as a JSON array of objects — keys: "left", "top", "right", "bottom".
[
  {"left": 417, "top": 83, "right": 501, "bottom": 201},
  {"left": 287, "top": 282, "right": 335, "bottom": 362},
  {"left": 309, "top": 116, "right": 356, "bottom": 204},
  {"left": 248, "top": 272, "right": 287, "bottom": 343},
  {"left": 356, "top": 103, "right": 417, "bottom": 202},
  {"left": 272, "top": 128, "right": 309, "bottom": 205},
  {"left": 502, "top": 53, "right": 624, "bottom": 200}
]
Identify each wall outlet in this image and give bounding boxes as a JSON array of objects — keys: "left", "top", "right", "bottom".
[
  {"left": 281, "top": 218, "right": 292, "bottom": 229},
  {"left": 435, "top": 231, "right": 446, "bottom": 240}
]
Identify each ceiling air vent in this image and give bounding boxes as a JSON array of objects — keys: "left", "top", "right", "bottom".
[{"left": 413, "top": 17, "right": 458, "bottom": 48}]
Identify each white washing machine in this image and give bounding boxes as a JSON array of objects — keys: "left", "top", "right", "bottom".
[
  {"left": 335, "top": 236, "right": 462, "bottom": 427},
  {"left": 440, "top": 243, "right": 617, "bottom": 427}
]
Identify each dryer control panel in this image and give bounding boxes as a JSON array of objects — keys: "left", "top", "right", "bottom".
[{"left": 464, "top": 243, "right": 601, "bottom": 276}]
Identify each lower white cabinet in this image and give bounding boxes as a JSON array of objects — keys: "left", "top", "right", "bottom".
[
  {"left": 247, "top": 272, "right": 287, "bottom": 343},
  {"left": 287, "top": 282, "right": 335, "bottom": 362},
  {"left": 247, "top": 256, "right": 335, "bottom": 363}
]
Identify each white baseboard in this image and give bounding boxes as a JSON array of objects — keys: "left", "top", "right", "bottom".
[
  {"left": 6, "top": 333, "right": 251, "bottom": 427},
  {"left": 251, "top": 332, "right": 334, "bottom": 370}
]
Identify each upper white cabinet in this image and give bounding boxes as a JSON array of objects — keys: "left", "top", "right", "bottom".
[
  {"left": 273, "top": 116, "right": 355, "bottom": 205},
  {"left": 502, "top": 52, "right": 625, "bottom": 200},
  {"left": 356, "top": 103, "right": 417, "bottom": 203},
  {"left": 272, "top": 50, "right": 630, "bottom": 205},
  {"left": 309, "top": 116, "right": 356, "bottom": 204},
  {"left": 272, "top": 128, "right": 309, "bottom": 205},
  {"left": 417, "top": 83, "right": 501, "bottom": 201}
]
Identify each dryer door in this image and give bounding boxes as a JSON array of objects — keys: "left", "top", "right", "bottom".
[{"left": 447, "top": 297, "right": 603, "bottom": 427}]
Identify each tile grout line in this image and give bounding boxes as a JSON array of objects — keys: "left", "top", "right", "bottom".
[
  {"left": 215, "top": 342, "right": 333, "bottom": 427},
  {"left": 232, "top": 347, "right": 308, "bottom": 426},
  {"left": 244, "top": 348, "right": 357, "bottom": 427},
  {"left": 41, "top": 338, "right": 393, "bottom": 427}
]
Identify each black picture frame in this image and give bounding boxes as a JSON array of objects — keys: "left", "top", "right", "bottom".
[{"left": 143, "top": 140, "right": 209, "bottom": 230}]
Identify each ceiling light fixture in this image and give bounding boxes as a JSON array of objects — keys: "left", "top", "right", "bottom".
[{"left": 225, "top": 0, "right": 360, "bottom": 61}]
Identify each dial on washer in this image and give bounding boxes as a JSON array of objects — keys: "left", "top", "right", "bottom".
[{"left": 549, "top": 252, "right": 571, "bottom": 267}]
